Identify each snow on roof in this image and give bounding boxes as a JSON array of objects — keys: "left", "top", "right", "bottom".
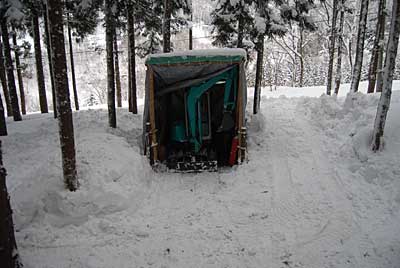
[{"left": 146, "top": 48, "right": 247, "bottom": 65}]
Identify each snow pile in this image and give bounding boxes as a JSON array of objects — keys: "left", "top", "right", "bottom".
[
  {"left": 297, "top": 90, "right": 400, "bottom": 268},
  {"left": 146, "top": 48, "right": 247, "bottom": 60},
  {"left": 1, "top": 83, "right": 400, "bottom": 267}
]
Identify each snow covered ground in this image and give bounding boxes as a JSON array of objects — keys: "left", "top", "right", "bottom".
[{"left": 2, "top": 82, "right": 400, "bottom": 268}]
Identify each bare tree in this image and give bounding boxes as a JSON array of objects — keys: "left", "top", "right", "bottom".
[
  {"left": 1, "top": 21, "right": 21, "bottom": 121},
  {"left": 47, "top": 0, "right": 78, "bottom": 190},
  {"left": 371, "top": 0, "right": 400, "bottom": 151},
  {"left": 349, "top": 0, "right": 369, "bottom": 93},
  {"left": 334, "top": 0, "right": 346, "bottom": 95},
  {"left": 105, "top": 0, "right": 116, "bottom": 128},
  {"left": 32, "top": 11, "right": 48, "bottom": 113},
  {"left": 368, "top": 0, "right": 386, "bottom": 93},
  {"left": 326, "top": 0, "right": 339, "bottom": 95},
  {"left": 0, "top": 141, "right": 23, "bottom": 267},
  {"left": 376, "top": 12, "right": 386, "bottom": 93}
]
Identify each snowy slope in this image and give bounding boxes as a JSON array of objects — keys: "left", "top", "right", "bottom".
[{"left": 1, "top": 83, "right": 400, "bottom": 268}]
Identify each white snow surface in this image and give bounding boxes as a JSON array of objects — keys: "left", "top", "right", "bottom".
[
  {"left": 146, "top": 48, "right": 247, "bottom": 61},
  {"left": 2, "top": 82, "right": 400, "bottom": 268}
]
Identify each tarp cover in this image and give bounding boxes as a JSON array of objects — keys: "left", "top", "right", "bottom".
[{"left": 142, "top": 49, "right": 247, "bottom": 154}]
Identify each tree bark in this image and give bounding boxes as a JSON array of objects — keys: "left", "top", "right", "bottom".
[
  {"left": 11, "top": 30, "right": 26, "bottom": 115},
  {"left": 105, "top": 0, "right": 116, "bottom": 128},
  {"left": 43, "top": 5, "right": 57, "bottom": 118},
  {"left": 334, "top": 0, "right": 345, "bottom": 95},
  {"left": 0, "top": 141, "right": 23, "bottom": 267},
  {"left": 0, "top": 40, "right": 11, "bottom": 117},
  {"left": 47, "top": 0, "right": 78, "bottom": 191},
  {"left": 371, "top": 0, "right": 400, "bottom": 151},
  {"left": 163, "top": 0, "right": 172, "bottom": 53},
  {"left": 0, "top": 92, "right": 6, "bottom": 136},
  {"left": 189, "top": 12, "right": 193, "bottom": 50},
  {"left": 376, "top": 2, "right": 387, "bottom": 93},
  {"left": 32, "top": 13, "right": 48, "bottom": 113},
  {"left": 253, "top": 37, "right": 264, "bottom": 115},
  {"left": 367, "top": 0, "right": 386, "bottom": 93},
  {"left": 0, "top": 21, "right": 21, "bottom": 121},
  {"left": 298, "top": 29, "right": 304, "bottom": 88},
  {"left": 113, "top": 29, "right": 122, "bottom": 108},
  {"left": 67, "top": 13, "right": 79, "bottom": 111},
  {"left": 326, "top": 0, "right": 339, "bottom": 95},
  {"left": 127, "top": 4, "right": 137, "bottom": 114},
  {"left": 349, "top": 0, "right": 369, "bottom": 93},
  {"left": 237, "top": 16, "right": 244, "bottom": 48}
]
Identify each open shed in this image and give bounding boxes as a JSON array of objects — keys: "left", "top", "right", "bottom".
[{"left": 142, "top": 49, "right": 247, "bottom": 171}]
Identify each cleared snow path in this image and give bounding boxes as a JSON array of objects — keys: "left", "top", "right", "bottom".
[{"left": 3, "top": 94, "right": 400, "bottom": 267}]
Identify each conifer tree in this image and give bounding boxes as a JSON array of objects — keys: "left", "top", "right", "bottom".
[
  {"left": 252, "top": 0, "right": 316, "bottom": 114},
  {"left": 126, "top": 1, "right": 137, "bottom": 113},
  {"left": 0, "top": 11, "right": 22, "bottom": 121},
  {"left": 11, "top": 29, "right": 26, "bottom": 115},
  {"left": 211, "top": 0, "right": 254, "bottom": 49},
  {"left": 105, "top": 0, "right": 116, "bottom": 128},
  {"left": 64, "top": 0, "right": 102, "bottom": 111},
  {"left": 46, "top": 0, "right": 78, "bottom": 190},
  {"left": 27, "top": 1, "right": 49, "bottom": 113},
  {"left": 0, "top": 39, "right": 11, "bottom": 117},
  {"left": 43, "top": 4, "right": 57, "bottom": 118}
]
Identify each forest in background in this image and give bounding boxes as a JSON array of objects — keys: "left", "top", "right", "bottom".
[{"left": 1, "top": 0, "right": 400, "bottom": 113}]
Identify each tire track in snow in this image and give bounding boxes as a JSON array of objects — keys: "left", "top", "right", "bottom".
[{"left": 262, "top": 99, "right": 356, "bottom": 268}]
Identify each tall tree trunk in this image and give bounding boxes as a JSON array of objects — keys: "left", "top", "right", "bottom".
[
  {"left": 349, "top": 0, "right": 369, "bottom": 93},
  {"left": 237, "top": 16, "right": 244, "bottom": 48},
  {"left": 67, "top": 13, "right": 79, "bottom": 111},
  {"left": 253, "top": 36, "right": 264, "bottom": 114},
  {"left": 326, "top": 0, "right": 339, "bottom": 95},
  {"left": 163, "top": 0, "right": 172, "bottom": 53},
  {"left": 1, "top": 21, "right": 21, "bottom": 121},
  {"left": 0, "top": 40, "right": 11, "bottom": 117},
  {"left": 334, "top": 0, "right": 345, "bottom": 95},
  {"left": 105, "top": 0, "right": 116, "bottom": 128},
  {"left": 43, "top": 5, "right": 57, "bottom": 118},
  {"left": 0, "top": 93, "right": 6, "bottom": 136},
  {"left": 32, "top": 13, "right": 48, "bottom": 113},
  {"left": 47, "top": 0, "right": 78, "bottom": 191},
  {"left": 11, "top": 30, "right": 26, "bottom": 115},
  {"left": 113, "top": 29, "right": 122, "bottom": 108},
  {"left": 367, "top": 0, "right": 386, "bottom": 93},
  {"left": 189, "top": 12, "right": 193, "bottom": 50},
  {"left": 0, "top": 141, "right": 23, "bottom": 267},
  {"left": 127, "top": 4, "right": 137, "bottom": 114},
  {"left": 298, "top": 29, "right": 304, "bottom": 88},
  {"left": 371, "top": 0, "right": 400, "bottom": 151},
  {"left": 376, "top": 3, "right": 387, "bottom": 93}
]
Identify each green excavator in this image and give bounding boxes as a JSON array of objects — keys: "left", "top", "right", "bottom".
[
  {"left": 143, "top": 49, "right": 247, "bottom": 172},
  {"left": 167, "top": 67, "right": 238, "bottom": 171}
]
